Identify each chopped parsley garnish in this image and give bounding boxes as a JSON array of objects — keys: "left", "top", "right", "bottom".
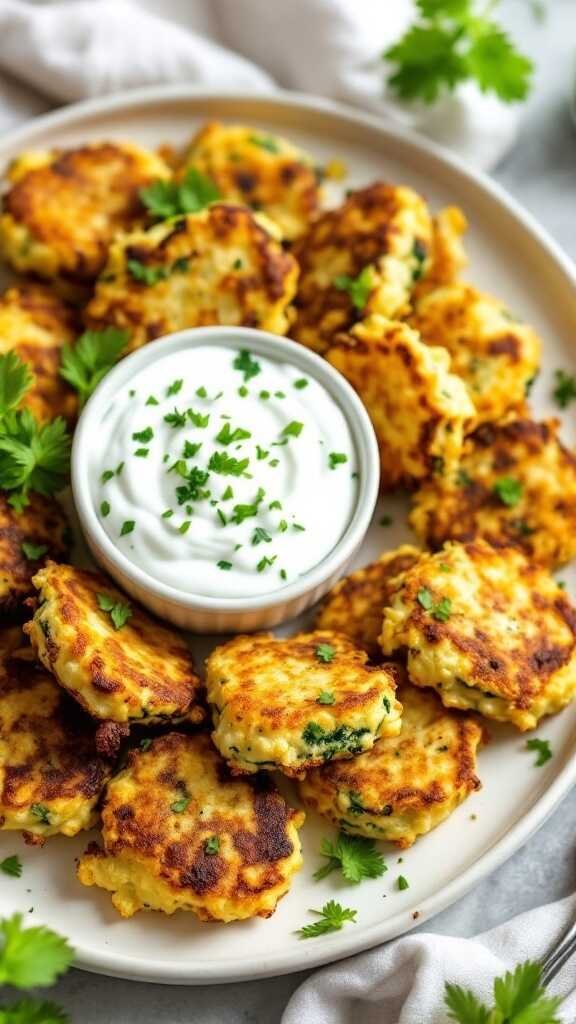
[
  {"left": 161, "top": 509, "right": 173, "bottom": 518},
  {"left": 208, "top": 451, "right": 250, "bottom": 477},
  {"left": 233, "top": 258, "right": 243, "bottom": 270},
  {"left": 269, "top": 458, "right": 279, "bottom": 467},
  {"left": 328, "top": 452, "right": 348, "bottom": 470},
  {"left": 183, "top": 441, "right": 202, "bottom": 458},
  {"left": 140, "top": 167, "right": 220, "bottom": 219},
  {"left": 0, "top": 855, "right": 22, "bottom": 878},
  {"left": 195, "top": 386, "right": 208, "bottom": 398},
  {"left": 170, "top": 794, "right": 191, "bottom": 814},
  {"left": 249, "top": 134, "right": 280, "bottom": 153},
  {"left": 238, "top": 385, "right": 249, "bottom": 397},
  {"left": 166, "top": 379, "right": 183, "bottom": 397},
  {"left": 146, "top": 395, "right": 159, "bottom": 406},
  {"left": 217, "top": 509, "right": 227, "bottom": 526},
  {"left": 179, "top": 520, "right": 192, "bottom": 534},
  {"left": 217, "top": 560, "right": 233, "bottom": 571},
  {"left": 293, "top": 378, "right": 309, "bottom": 390},
  {"left": 526, "top": 737, "right": 552, "bottom": 766},
  {"left": 257, "top": 555, "right": 277, "bottom": 572},
  {"left": 298, "top": 900, "right": 357, "bottom": 939},
  {"left": 280, "top": 568, "right": 288, "bottom": 581},
  {"left": 397, "top": 875, "right": 409, "bottom": 891},
  {"left": 252, "top": 527, "right": 272, "bottom": 545},
  {"left": 553, "top": 369, "right": 576, "bottom": 408},
  {"left": 259, "top": 390, "right": 270, "bottom": 400},
  {"left": 164, "top": 408, "right": 187, "bottom": 428},
  {"left": 233, "top": 349, "right": 261, "bottom": 382},
  {"left": 140, "top": 738, "right": 152, "bottom": 751},
  {"left": 282, "top": 420, "right": 304, "bottom": 439},
  {"left": 256, "top": 445, "right": 269, "bottom": 460},
  {"left": 127, "top": 259, "right": 172, "bottom": 286},
  {"left": 204, "top": 836, "right": 220, "bottom": 855},
  {"left": 216, "top": 422, "right": 251, "bottom": 445},
  {"left": 269, "top": 499, "right": 282, "bottom": 510},
  {"left": 21, "top": 541, "right": 48, "bottom": 561},
  {"left": 101, "top": 469, "right": 114, "bottom": 483},
  {"left": 60, "top": 327, "right": 128, "bottom": 406},
  {"left": 97, "top": 592, "right": 132, "bottom": 630},
  {"left": 417, "top": 587, "right": 451, "bottom": 621},
  {"left": 188, "top": 409, "right": 210, "bottom": 428},
  {"left": 134, "top": 448, "right": 149, "bottom": 458},
  {"left": 100, "top": 501, "right": 110, "bottom": 518},
  {"left": 444, "top": 959, "right": 562, "bottom": 1024},
  {"left": 132, "top": 426, "right": 153, "bottom": 443},
  {"left": 334, "top": 266, "right": 374, "bottom": 310},
  {"left": 493, "top": 476, "right": 523, "bottom": 507},
  {"left": 275, "top": 391, "right": 286, "bottom": 399},
  {"left": 120, "top": 520, "right": 135, "bottom": 536},
  {"left": 278, "top": 519, "right": 288, "bottom": 532},
  {"left": 313, "top": 833, "right": 386, "bottom": 884},
  {"left": 293, "top": 522, "right": 306, "bottom": 532},
  {"left": 31, "top": 804, "right": 51, "bottom": 826},
  {"left": 221, "top": 485, "right": 234, "bottom": 501},
  {"left": 316, "top": 691, "right": 335, "bottom": 705},
  {"left": 315, "top": 643, "right": 336, "bottom": 663},
  {"left": 231, "top": 492, "right": 264, "bottom": 524}
]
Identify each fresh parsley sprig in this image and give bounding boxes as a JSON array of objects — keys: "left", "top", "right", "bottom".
[
  {"left": 60, "top": 327, "right": 129, "bottom": 407},
  {"left": 0, "top": 352, "right": 34, "bottom": 421},
  {"left": 384, "top": 0, "right": 533, "bottom": 105},
  {"left": 298, "top": 900, "right": 357, "bottom": 939},
  {"left": 140, "top": 168, "right": 220, "bottom": 221},
  {"left": 0, "top": 913, "right": 73, "bottom": 989},
  {"left": 445, "top": 959, "right": 562, "bottom": 1023},
  {"left": 313, "top": 833, "right": 387, "bottom": 884}
]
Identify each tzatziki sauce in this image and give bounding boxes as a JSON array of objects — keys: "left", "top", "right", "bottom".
[{"left": 90, "top": 344, "right": 358, "bottom": 598}]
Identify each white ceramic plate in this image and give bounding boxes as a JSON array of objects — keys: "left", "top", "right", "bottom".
[{"left": 1, "top": 86, "right": 576, "bottom": 986}]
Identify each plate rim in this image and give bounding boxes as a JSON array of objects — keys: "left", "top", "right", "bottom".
[{"left": 2, "top": 83, "right": 576, "bottom": 985}]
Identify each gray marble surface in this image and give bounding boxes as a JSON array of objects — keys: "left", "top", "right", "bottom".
[{"left": 42, "top": 2, "right": 576, "bottom": 1021}]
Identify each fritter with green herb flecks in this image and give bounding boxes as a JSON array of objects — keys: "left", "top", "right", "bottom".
[
  {"left": 410, "top": 418, "right": 576, "bottom": 569},
  {"left": 181, "top": 122, "right": 320, "bottom": 241},
  {"left": 0, "top": 493, "right": 70, "bottom": 617},
  {"left": 0, "top": 626, "right": 111, "bottom": 844},
  {"left": 24, "top": 562, "right": 204, "bottom": 755},
  {"left": 299, "top": 683, "right": 483, "bottom": 847},
  {"left": 77, "top": 731, "right": 305, "bottom": 921},
  {"left": 0, "top": 142, "right": 171, "bottom": 284},
  {"left": 85, "top": 205, "right": 299, "bottom": 351},
  {"left": 408, "top": 283, "right": 541, "bottom": 426},
  {"left": 326, "top": 314, "right": 475, "bottom": 491},
  {"left": 315, "top": 545, "right": 422, "bottom": 659},
  {"left": 291, "top": 182, "right": 433, "bottom": 354},
  {"left": 206, "top": 630, "right": 402, "bottom": 778},
  {"left": 380, "top": 539, "right": 576, "bottom": 731}
]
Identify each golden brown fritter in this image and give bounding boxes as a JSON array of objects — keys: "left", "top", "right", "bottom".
[
  {"left": 85, "top": 205, "right": 299, "bottom": 351},
  {"left": 24, "top": 562, "right": 204, "bottom": 755},
  {"left": 410, "top": 418, "right": 576, "bottom": 569},
  {"left": 181, "top": 122, "right": 320, "bottom": 240},
  {"left": 291, "top": 182, "right": 433, "bottom": 353},
  {"left": 0, "top": 493, "right": 70, "bottom": 617},
  {"left": 77, "top": 731, "right": 305, "bottom": 921},
  {"left": 380, "top": 540, "right": 576, "bottom": 731},
  {"left": 315, "top": 545, "right": 422, "bottom": 659},
  {"left": 299, "top": 684, "right": 482, "bottom": 847},
  {"left": 414, "top": 206, "right": 468, "bottom": 296},
  {"left": 206, "top": 630, "right": 402, "bottom": 777},
  {"left": 408, "top": 283, "right": 541, "bottom": 425},
  {"left": 0, "top": 282, "right": 79, "bottom": 423},
  {"left": 0, "top": 626, "right": 111, "bottom": 843},
  {"left": 326, "top": 315, "right": 475, "bottom": 490},
  {"left": 0, "top": 142, "right": 171, "bottom": 284}
]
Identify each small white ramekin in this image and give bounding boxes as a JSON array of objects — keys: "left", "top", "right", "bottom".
[{"left": 72, "top": 326, "right": 379, "bottom": 633}]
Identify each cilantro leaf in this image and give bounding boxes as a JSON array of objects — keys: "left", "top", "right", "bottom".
[
  {"left": 0, "top": 856, "right": 22, "bottom": 878},
  {"left": 96, "top": 592, "right": 132, "bottom": 631},
  {"left": 0, "top": 997, "right": 70, "bottom": 1023},
  {"left": 0, "top": 353, "right": 34, "bottom": 419},
  {"left": 140, "top": 168, "right": 220, "bottom": 220},
  {"left": 0, "top": 411, "right": 71, "bottom": 505},
  {"left": 59, "top": 328, "right": 129, "bottom": 406},
  {"left": 0, "top": 914, "right": 73, "bottom": 988},
  {"left": 313, "top": 833, "right": 387, "bottom": 884},
  {"left": 334, "top": 267, "right": 374, "bottom": 311},
  {"left": 526, "top": 737, "right": 552, "bottom": 766},
  {"left": 298, "top": 900, "right": 357, "bottom": 939}
]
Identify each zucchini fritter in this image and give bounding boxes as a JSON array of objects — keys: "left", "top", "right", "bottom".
[
  {"left": 182, "top": 122, "right": 320, "bottom": 240},
  {"left": 0, "top": 282, "right": 78, "bottom": 423},
  {"left": 410, "top": 418, "right": 576, "bottom": 569},
  {"left": 0, "top": 142, "right": 170, "bottom": 284},
  {"left": 25, "top": 563, "right": 204, "bottom": 754},
  {"left": 206, "top": 630, "right": 402, "bottom": 777},
  {"left": 77, "top": 731, "right": 304, "bottom": 921},
  {"left": 315, "top": 545, "right": 421, "bottom": 659},
  {"left": 380, "top": 540, "right": 576, "bottom": 731},
  {"left": 408, "top": 284, "right": 541, "bottom": 425},
  {"left": 298, "top": 684, "right": 482, "bottom": 847},
  {"left": 326, "top": 315, "right": 475, "bottom": 490},
  {"left": 85, "top": 205, "right": 299, "bottom": 350},
  {"left": 0, "top": 493, "right": 69, "bottom": 616},
  {"left": 0, "top": 627, "right": 111, "bottom": 843},
  {"left": 291, "top": 182, "right": 433, "bottom": 353}
]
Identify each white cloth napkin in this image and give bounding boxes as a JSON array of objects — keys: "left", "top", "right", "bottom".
[
  {"left": 282, "top": 894, "right": 576, "bottom": 1024},
  {"left": 0, "top": 0, "right": 519, "bottom": 169}
]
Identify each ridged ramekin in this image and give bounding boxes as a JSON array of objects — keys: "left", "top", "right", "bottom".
[{"left": 72, "top": 326, "right": 379, "bottom": 632}]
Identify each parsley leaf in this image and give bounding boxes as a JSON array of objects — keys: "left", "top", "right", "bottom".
[
  {"left": 233, "top": 350, "right": 261, "bottom": 382},
  {"left": 445, "top": 982, "right": 491, "bottom": 1024},
  {"left": 316, "top": 691, "right": 335, "bottom": 705},
  {"left": 553, "top": 369, "right": 576, "bottom": 408},
  {"left": 0, "top": 913, "right": 73, "bottom": 988},
  {"left": 251, "top": 526, "right": 272, "bottom": 546},
  {"left": 0, "top": 352, "right": 34, "bottom": 419},
  {"left": 216, "top": 422, "right": 252, "bottom": 445},
  {"left": 316, "top": 643, "right": 336, "bottom": 663},
  {"left": 96, "top": 592, "right": 132, "bottom": 631},
  {"left": 0, "top": 856, "right": 22, "bottom": 878},
  {"left": 328, "top": 452, "right": 348, "bottom": 470},
  {"left": 298, "top": 900, "right": 357, "bottom": 939},
  {"left": 0, "top": 997, "right": 70, "bottom": 1022},
  {"left": 0, "top": 410, "right": 71, "bottom": 507},
  {"left": 21, "top": 542, "right": 48, "bottom": 562},
  {"left": 204, "top": 836, "right": 220, "bottom": 855},
  {"left": 445, "top": 959, "right": 562, "bottom": 1024},
  {"left": 282, "top": 420, "right": 304, "bottom": 439},
  {"left": 30, "top": 804, "right": 50, "bottom": 826},
  {"left": 526, "top": 737, "right": 552, "bottom": 766},
  {"left": 313, "top": 833, "right": 387, "bottom": 884},
  {"left": 397, "top": 874, "right": 409, "bottom": 890},
  {"left": 140, "top": 168, "right": 220, "bottom": 220},
  {"left": 60, "top": 328, "right": 128, "bottom": 406},
  {"left": 493, "top": 476, "right": 523, "bottom": 507},
  {"left": 334, "top": 267, "right": 374, "bottom": 310},
  {"left": 170, "top": 795, "right": 191, "bottom": 814},
  {"left": 467, "top": 25, "right": 534, "bottom": 102},
  {"left": 417, "top": 588, "right": 452, "bottom": 621},
  {"left": 208, "top": 451, "right": 250, "bottom": 477}
]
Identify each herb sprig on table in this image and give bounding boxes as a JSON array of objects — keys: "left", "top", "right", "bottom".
[
  {"left": 445, "top": 959, "right": 562, "bottom": 1023},
  {"left": 0, "top": 913, "right": 73, "bottom": 1023}
]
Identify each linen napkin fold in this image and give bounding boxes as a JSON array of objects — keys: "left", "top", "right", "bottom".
[
  {"left": 282, "top": 893, "right": 576, "bottom": 1024},
  {"left": 0, "top": 0, "right": 519, "bottom": 168}
]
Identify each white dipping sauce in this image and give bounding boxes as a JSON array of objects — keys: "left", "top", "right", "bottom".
[{"left": 90, "top": 345, "right": 359, "bottom": 598}]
